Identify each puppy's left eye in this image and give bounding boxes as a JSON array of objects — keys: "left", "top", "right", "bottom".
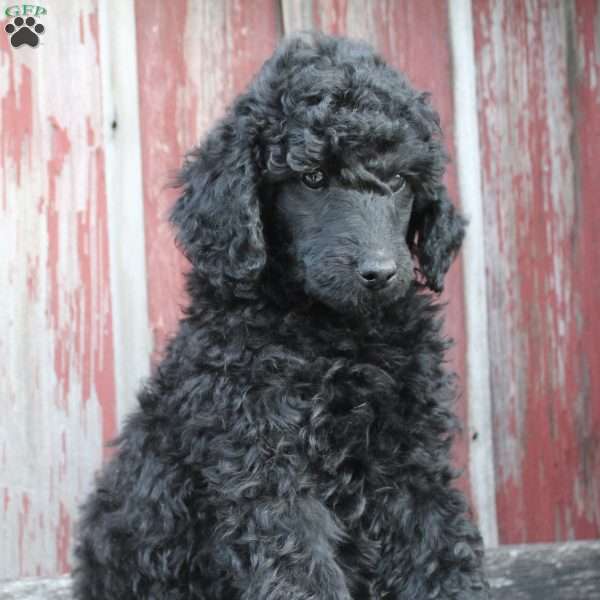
[
  {"left": 301, "top": 170, "right": 327, "bottom": 190},
  {"left": 390, "top": 174, "right": 407, "bottom": 192}
]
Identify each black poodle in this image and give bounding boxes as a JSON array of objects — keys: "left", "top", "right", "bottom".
[{"left": 73, "top": 32, "right": 488, "bottom": 600}]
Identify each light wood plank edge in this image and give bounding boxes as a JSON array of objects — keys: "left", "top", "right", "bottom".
[
  {"left": 98, "top": 0, "right": 152, "bottom": 426},
  {"left": 448, "top": 0, "right": 499, "bottom": 547}
]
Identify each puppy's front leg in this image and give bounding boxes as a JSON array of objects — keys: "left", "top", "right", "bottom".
[
  {"left": 204, "top": 416, "right": 351, "bottom": 600},
  {"left": 372, "top": 486, "right": 489, "bottom": 599},
  {"left": 213, "top": 493, "right": 352, "bottom": 600}
]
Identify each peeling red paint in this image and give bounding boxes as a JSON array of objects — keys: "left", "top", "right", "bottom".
[
  {"left": 312, "top": 0, "right": 348, "bottom": 36},
  {"left": 135, "top": 0, "right": 280, "bottom": 359},
  {"left": 135, "top": 0, "right": 189, "bottom": 359},
  {"left": 59, "top": 431, "right": 67, "bottom": 481},
  {"left": 18, "top": 493, "right": 31, "bottom": 575},
  {"left": 228, "top": 0, "right": 282, "bottom": 97},
  {"left": 26, "top": 254, "right": 40, "bottom": 301},
  {"left": 49, "top": 467, "right": 54, "bottom": 503},
  {"left": 474, "top": 0, "right": 600, "bottom": 542},
  {"left": 76, "top": 206, "right": 92, "bottom": 406},
  {"left": 86, "top": 115, "right": 95, "bottom": 146},
  {"left": 1, "top": 3, "right": 121, "bottom": 576},
  {"left": 571, "top": 0, "right": 600, "bottom": 532},
  {"left": 79, "top": 11, "right": 85, "bottom": 44},
  {"left": 43, "top": 112, "right": 117, "bottom": 444},
  {"left": 56, "top": 501, "right": 71, "bottom": 573},
  {"left": 70, "top": 142, "right": 117, "bottom": 451},
  {"left": 46, "top": 118, "right": 72, "bottom": 410},
  {"left": 88, "top": 11, "right": 100, "bottom": 66},
  {"left": 0, "top": 57, "right": 33, "bottom": 190},
  {"left": 93, "top": 146, "right": 117, "bottom": 452}
]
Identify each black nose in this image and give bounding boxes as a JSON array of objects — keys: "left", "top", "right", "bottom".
[{"left": 357, "top": 258, "right": 398, "bottom": 289}]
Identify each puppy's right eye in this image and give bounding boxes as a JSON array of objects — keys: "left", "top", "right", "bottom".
[
  {"left": 301, "top": 170, "right": 327, "bottom": 190},
  {"left": 390, "top": 174, "right": 408, "bottom": 193}
]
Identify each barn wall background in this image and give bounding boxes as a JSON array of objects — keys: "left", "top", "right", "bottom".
[{"left": 1, "top": 0, "right": 598, "bottom": 578}]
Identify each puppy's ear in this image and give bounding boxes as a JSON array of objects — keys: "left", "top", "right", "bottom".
[
  {"left": 410, "top": 186, "right": 467, "bottom": 293},
  {"left": 171, "top": 108, "right": 265, "bottom": 298}
]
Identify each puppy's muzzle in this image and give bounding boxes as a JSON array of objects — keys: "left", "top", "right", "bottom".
[{"left": 357, "top": 257, "right": 398, "bottom": 290}]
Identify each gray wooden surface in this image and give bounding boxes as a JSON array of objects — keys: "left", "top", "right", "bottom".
[
  {"left": 485, "top": 540, "right": 600, "bottom": 600},
  {"left": 0, "top": 577, "right": 71, "bottom": 600},
  {"left": 1, "top": 541, "right": 598, "bottom": 599}
]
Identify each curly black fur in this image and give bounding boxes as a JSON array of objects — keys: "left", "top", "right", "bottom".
[{"left": 73, "top": 33, "right": 487, "bottom": 600}]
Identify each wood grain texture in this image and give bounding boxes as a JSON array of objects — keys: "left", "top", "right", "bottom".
[
  {"left": 473, "top": 0, "right": 600, "bottom": 543},
  {"left": 134, "top": 0, "right": 282, "bottom": 357},
  {"left": 0, "top": 576, "right": 71, "bottom": 600},
  {"left": 570, "top": 0, "right": 600, "bottom": 543},
  {"left": 98, "top": 0, "right": 152, "bottom": 422},
  {"left": 0, "top": 0, "right": 115, "bottom": 577},
  {"left": 281, "top": 0, "right": 472, "bottom": 504},
  {"left": 485, "top": 540, "right": 600, "bottom": 600},
  {"left": 449, "top": 0, "right": 498, "bottom": 547}
]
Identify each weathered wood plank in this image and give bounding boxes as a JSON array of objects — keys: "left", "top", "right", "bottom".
[
  {"left": 486, "top": 541, "right": 600, "bottom": 600},
  {"left": 134, "top": 0, "right": 282, "bottom": 357},
  {"left": 449, "top": 0, "right": 498, "bottom": 547},
  {"left": 570, "top": 0, "right": 600, "bottom": 544},
  {"left": 473, "top": 0, "right": 600, "bottom": 543},
  {"left": 0, "top": 577, "right": 71, "bottom": 600},
  {"left": 0, "top": 0, "right": 115, "bottom": 578},
  {"left": 98, "top": 0, "right": 152, "bottom": 421},
  {"left": 2, "top": 541, "right": 598, "bottom": 599}
]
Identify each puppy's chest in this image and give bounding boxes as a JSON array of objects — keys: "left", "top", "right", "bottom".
[
  {"left": 250, "top": 344, "right": 418, "bottom": 511},
  {"left": 300, "top": 358, "right": 409, "bottom": 515},
  {"left": 297, "top": 358, "right": 410, "bottom": 592}
]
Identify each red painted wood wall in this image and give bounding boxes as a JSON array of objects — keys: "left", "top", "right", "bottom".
[
  {"left": 1, "top": 0, "right": 598, "bottom": 578},
  {"left": 473, "top": 0, "right": 600, "bottom": 543}
]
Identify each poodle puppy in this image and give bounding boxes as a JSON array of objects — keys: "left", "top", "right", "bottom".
[{"left": 73, "top": 32, "right": 488, "bottom": 600}]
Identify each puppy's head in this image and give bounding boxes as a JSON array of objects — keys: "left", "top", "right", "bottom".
[{"left": 172, "top": 33, "right": 466, "bottom": 313}]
